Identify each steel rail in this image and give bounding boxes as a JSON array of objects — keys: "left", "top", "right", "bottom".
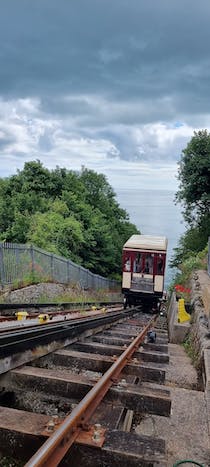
[
  {"left": 0, "top": 300, "right": 121, "bottom": 312},
  {"left": 25, "top": 315, "right": 156, "bottom": 467},
  {"left": 0, "top": 305, "right": 123, "bottom": 334},
  {"left": 0, "top": 309, "right": 120, "bottom": 338},
  {"left": 0, "top": 303, "right": 122, "bottom": 323},
  {"left": 0, "top": 307, "right": 137, "bottom": 357},
  {"left": 0, "top": 307, "right": 126, "bottom": 342}
]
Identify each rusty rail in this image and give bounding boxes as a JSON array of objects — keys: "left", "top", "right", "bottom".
[{"left": 25, "top": 315, "right": 157, "bottom": 467}]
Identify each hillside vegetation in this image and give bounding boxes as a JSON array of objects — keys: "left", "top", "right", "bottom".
[
  {"left": 0, "top": 161, "right": 139, "bottom": 279},
  {"left": 170, "top": 130, "right": 210, "bottom": 284}
]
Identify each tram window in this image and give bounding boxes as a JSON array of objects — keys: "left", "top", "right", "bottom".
[
  {"left": 135, "top": 253, "right": 143, "bottom": 272},
  {"left": 124, "top": 257, "right": 131, "bottom": 271},
  {"left": 145, "top": 254, "right": 153, "bottom": 274},
  {"left": 157, "top": 256, "right": 164, "bottom": 274}
]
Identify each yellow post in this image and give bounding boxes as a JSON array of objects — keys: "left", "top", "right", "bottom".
[
  {"left": 178, "top": 298, "right": 190, "bottom": 323},
  {"left": 15, "top": 311, "right": 29, "bottom": 321},
  {"left": 38, "top": 314, "right": 49, "bottom": 324}
]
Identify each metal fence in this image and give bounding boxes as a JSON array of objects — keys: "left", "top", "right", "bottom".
[
  {"left": 208, "top": 237, "right": 210, "bottom": 276},
  {"left": 0, "top": 243, "right": 119, "bottom": 290}
]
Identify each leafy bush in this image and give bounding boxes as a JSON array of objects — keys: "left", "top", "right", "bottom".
[
  {"left": 170, "top": 245, "right": 207, "bottom": 291},
  {"left": 0, "top": 161, "right": 139, "bottom": 278},
  {"left": 11, "top": 272, "right": 51, "bottom": 290}
]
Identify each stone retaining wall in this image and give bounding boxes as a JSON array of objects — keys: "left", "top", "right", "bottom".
[
  {"left": 189, "top": 271, "right": 210, "bottom": 360},
  {"left": 202, "top": 284, "right": 210, "bottom": 317},
  {"left": 0, "top": 283, "right": 79, "bottom": 304}
]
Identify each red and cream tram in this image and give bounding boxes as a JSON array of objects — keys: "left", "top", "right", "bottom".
[{"left": 122, "top": 235, "right": 168, "bottom": 310}]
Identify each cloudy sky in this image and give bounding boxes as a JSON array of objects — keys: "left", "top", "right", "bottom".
[{"left": 0, "top": 0, "right": 210, "bottom": 190}]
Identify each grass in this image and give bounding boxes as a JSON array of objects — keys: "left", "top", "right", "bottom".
[
  {"left": 11, "top": 272, "right": 51, "bottom": 290},
  {"left": 0, "top": 282, "right": 122, "bottom": 306},
  {"left": 183, "top": 334, "right": 200, "bottom": 367},
  {"left": 37, "top": 290, "right": 121, "bottom": 305}
]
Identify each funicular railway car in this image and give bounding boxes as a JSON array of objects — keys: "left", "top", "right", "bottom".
[{"left": 122, "top": 235, "right": 168, "bottom": 310}]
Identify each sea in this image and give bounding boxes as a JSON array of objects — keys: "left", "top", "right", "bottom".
[{"left": 116, "top": 188, "right": 186, "bottom": 289}]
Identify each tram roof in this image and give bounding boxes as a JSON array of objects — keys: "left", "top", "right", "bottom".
[{"left": 123, "top": 235, "right": 168, "bottom": 251}]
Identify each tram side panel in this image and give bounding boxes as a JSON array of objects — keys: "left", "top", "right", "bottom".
[{"left": 122, "top": 248, "right": 167, "bottom": 309}]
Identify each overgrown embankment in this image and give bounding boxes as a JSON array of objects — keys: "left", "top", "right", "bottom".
[
  {"left": 0, "top": 282, "right": 122, "bottom": 307},
  {"left": 185, "top": 271, "right": 210, "bottom": 369}
]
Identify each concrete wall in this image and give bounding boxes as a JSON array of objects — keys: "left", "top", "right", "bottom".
[
  {"left": 203, "top": 285, "right": 210, "bottom": 317},
  {"left": 168, "top": 291, "right": 190, "bottom": 344}
]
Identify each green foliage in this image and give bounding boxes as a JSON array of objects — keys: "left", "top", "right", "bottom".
[
  {"left": 0, "top": 161, "right": 139, "bottom": 277},
  {"left": 183, "top": 334, "right": 200, "bottom": 367},
  {"left": 170, "top": 246, "right": 207, "bottom": 288},
  {"left": 11, "top": 271, "right": 50, "bottom": 290},
  {"left": 171, "top": 130, "right": 210, "bottom": 273},
  {"left": 176, "top": 129, "right": 210, "bottom": 226},
  {"left": 170, "top": 223, "right": 209, "bottom": 268},
  {"left": 27, "top": 208, "right": 84, "bottom": 262}
]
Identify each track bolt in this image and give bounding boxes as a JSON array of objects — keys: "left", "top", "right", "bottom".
[
  {"left": 92, "top": 423, "right": 102, "bottom": 442},
  {"left": 94, "top": 423, "right": 101, "bottom": 430},
  {"left": 93, "top": 432, "right": 101, "bottom": 442},
  {"left": 121, "top": 378, "right": 127, "bottom": 386},
  {"left": 117, "top": 378, "right": 127, "bottom": 389},
  {"left": 46, "top": 420, "right": 55, "bottom": 432}
]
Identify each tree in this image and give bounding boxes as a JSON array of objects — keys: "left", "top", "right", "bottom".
[
  {"left": 20, "top": 160, "right": 52, "bottom": 195},
  {"left": 172, "top": 130, "right": 210, "bottom": 268},
  {"left": 176, "top": 130, "right": 210, "bottom": 226},
  {"left": 0, "top": 161, "right": 139, "bottom": 277},
  {"left": 170, "top": 219, "right": 209, "bottom": 268},
  {"left": 80, "top": 167, "right": 115, "bottom": 213}
]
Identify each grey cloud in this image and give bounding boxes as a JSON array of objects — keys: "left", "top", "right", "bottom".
[
  {"left": 38, "top": 132, "right": 54, "bottom": 152},
  {"left": 94, "top": 125, "right": 187, "bottom": 163},
  {"left": 0, "top": 0, "right": 210, "bottom": 169},
  {"left": 0, "top": 0, "right": 210, "bottom": 104},
  {"left": 0, "top": 132, "right": 15, "bottom": 150}
]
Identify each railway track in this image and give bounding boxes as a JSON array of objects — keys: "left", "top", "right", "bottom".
[
  {"left": 0, "top": 303, "right": 125, "bottom": 373},
  {"left": 0, "top": 301, "right": 122, "bottom": 320},
  {"left": 0, "top": 307, "right": 170, "bottom": 466}
]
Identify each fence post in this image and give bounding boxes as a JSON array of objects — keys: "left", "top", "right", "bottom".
[
  {"left": 0, "top": 243, "right": 5, "bottom": 285},
  {"left": 67, "top": 261, "right": 70, "bottom": 284},
  {"left": 50, "top": 254, "right": 54, "bottom": 281},
  {"left": 30, "top": 245, "right": 35, "bottom": 276}
]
